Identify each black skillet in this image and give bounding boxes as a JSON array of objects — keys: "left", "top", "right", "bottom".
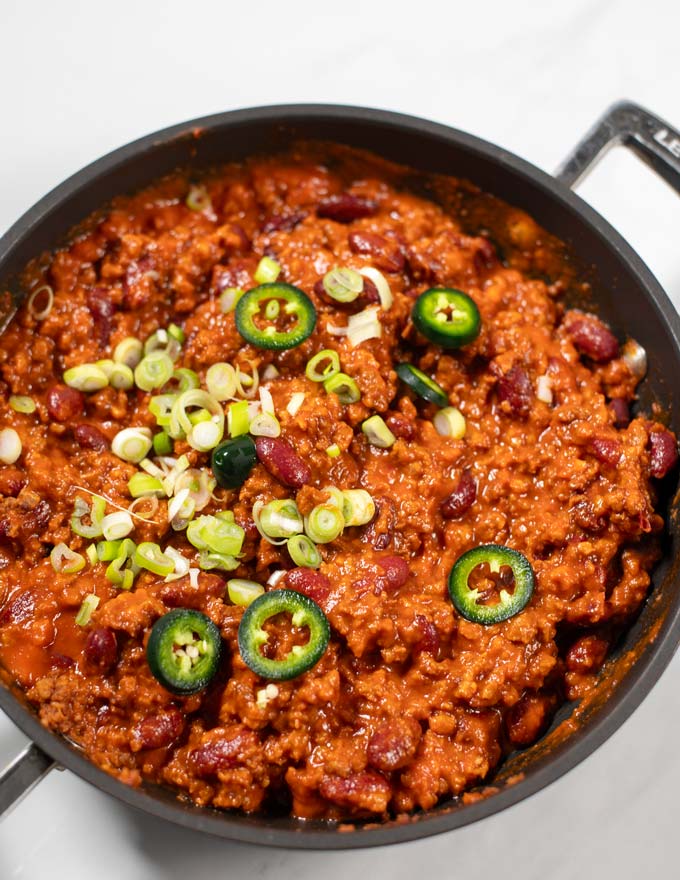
[{"left": 0, "top": 101, "right": 679, "bottom": 848}]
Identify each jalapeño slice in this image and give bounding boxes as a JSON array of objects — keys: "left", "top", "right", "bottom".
[
  {"left": 395, "top": 363, "right": 448, "bottom": 407},
  {"left": 211, "top": 435, "right": 257, "bottom": 489},
  {"left": 237, "top": 589, "right": 330, "bottom": 681},
  {"left": 147, "top": 609, "right": 222, "bottom": 695},
  {"left": 235, "top": 283, "right": 316, "bottom": 350},
  {"left": 448, "top": 544, "right": 534, "bottom": 625},
  {"left": 412, "top": 287, "right": 481, "bottom": 348}
]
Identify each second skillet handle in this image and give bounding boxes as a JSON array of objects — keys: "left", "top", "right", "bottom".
[
  {"left": 0, "top": 741, "right": 55, "bottom": 818},
  {"left": 556, "top": 100, "right": 680, "bottom": 193}
]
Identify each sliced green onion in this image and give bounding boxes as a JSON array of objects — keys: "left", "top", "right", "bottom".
[
  {"left": 326, "top": 444, "right": 340, "bottom": 458},
  {"left": 188, "top": 408, "right": 212, "bottom": 426},
  {"left": 27, "top": 284, "right": 54, "bottom": 321},
  {"left": 227, "top": 578, "right": 265, "bottom": 606},
  {"left": 128, "top": 473, "right": 165, "bottom": 498},
  {"left": 85, "top": 544, "right": 98, "bottom": 566},
  {"left": 169, "top": 368, "right": 199, "bottom": 393},
  {"left": 219, "top": 287, "right": 244, "bottom": 313},
  {"left": 322, "top": 267, "right": 363, "bottom": 303},
  {"left": 167, "top": 323, "right": 185, "bottom": 344},
  {"left": 254, "top": 256, "right": 281, "bottom": 285},
  {"left": 107, "top": 364, "right": 133, "bottom": 390},
  {"left": 259, "top": 387, "right": 275, "bottom": 415},
  {"left": 248, "top": 412, "right": 281, "bottom": 438},
  {"left": 359, "top": 266, "right": 393, "bottom": 310},
  {"left": 96, "top": 539, "right": 123, "bottom": 562},
  {"left": 324, "top": 372, "right": 361, "bottom": 405},
  {"left": 134, "top": 542, "right": 175, "bottom": 576},
  {"left": 342, "top": 489, "right": 375, "bottom": 526},
  {"left": 287, "top": 534, "right": 322, "bottom": 568},
  {"left": 9, "top": 395, "right": 36, "bottom": 414},
  {"left": 234, "top": 362, "right": 260, "bottom": 399},
  {"left": 174, "top": 468, "right": 215, "bottom": 513},
  {"left": 163, "top": 546, "right": 190, "bottom": 581},
  {"left": 113, "top": 337, "right": 143, "bottom": 367},
  {"left": 328, "top": 306, "right": 382, "bottom": 348},
  {"left": 149, "top": 393, "right": 176, "bottom": 428},
  {"left": 75, "top": 594, "right": 100, "bottom": 626},
  {"left": 0, "top": 428, "right": 22, "bottom": 464},
  {"left": 186, "top": 184, "right": 211, "bottom": 212},
  {"left": 170, "top": 389, "right": 224, "bottom": 440},
  {"left": 144, "top": 328, "right": 182, "bottom": 362},
  {"left": 258, "top": 499, "right": 304, "bottom": 539},
  {"left": 63, "top": 364, "right": 109, "bottom": 392},
  {"left": 304, "top": 503, "right": 345, "bottom": 544},
  {"left": 362, "top": 415, "right": 396, "bottom": 448},
  {"left": 135, "top": 352, "right": 174, "bottom": 392},
  {"left": 105, "top": 538, "right": 137, "bottom": 589},
  {"left": 323, "top": 486, "right": 346, "bottom": 509},
  {"left": 286, "top": 392, "right": 306, "bottom": 417},
  {"left": 206, "top": 363, "right": 238, "bottom": 401},
  {"left": 199, "top": 550, "right": 240, "bottom": 571},
  {"left": 187, "top": 514, "right": 245, "bottom": 556},
  {"left": 71, "top": 496, "right": 106, "bottom": 539},
  {"left": 50, "top": 543, "right": 86, "bottom": 574},
  {"left": 434, "top": 406, "right": 466, "bottom": 440},
  {"left": 228, "top": 400, "right": 250, "bottom": 437},
  {"left": 111, "top": 427, "right": 153, "bottom": 463},
  {"left": 153, "top": 431, "right": 173, "bottom": 456},
  {"left": 188, "top": 419, "right": 224, "bottom": 452},
  {"left": 102, "top": 511, "right": 134, "bottom": 540},
  {"left": 306, "top": 350, "right": 341, "bottom": 382},
  {"left": 95, "top": 359, "right": 116, "bottom": 379},
  {"left": 262, "top": 364, "right": 280, "bottom": 381}
]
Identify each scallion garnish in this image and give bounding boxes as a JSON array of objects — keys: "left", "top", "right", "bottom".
[
  {"left": 323, "top": 372, "right": 361, "bottom": 405},
  {"left": 0, "top": 428, "right": 22, "bottom": 464},
  {"left": 75, "top": 594, "right": 100, "bottom": 626},
  {"left": 113, "top": 337, "right": 143, "bottom": 368},
  {"left": 287, "top": 534, "right": 322, "bottom": 568},
  {"left": 341, "top": 489, "right": 375, "bottom": 526},
  {"left": 304, "top": 503, "right": 345, "bottom": 544},
  {"left": 305, "top": 349, "right": 341, "bottom": 383},
  {"left": 433, "top": 406, "right": 466, "bottom": 439},
  {"left": 134, "top": 542, "right": 176, "bottom": 577},
  {"left": 111, "top": 427, "right": 153, "bottom": 463},
  {"left": 361, "top": 415, "right": 396, "bottom": 448},
  {"left": 50, "top": 543, "right": 86, "bottom": 574},
  {"left": 254, "top": 256, "right": 281, "bottom": 285},
  {"left": 322, "top": 267, "right": 363, "bottom": 303},
  {"left": 227, "top": 578, "right": 265, "bottom": 606},
  {"left": 9, "top": 395, "right": 36, "bottom": 414},
  {"left": 63, "top": 364, "right": 109, "bottom": 392},
  {"left": 206, "top": 362, "right": 238, "bottom": 401},
  {"left": 101, "top": 511, "right": 134, "bottom": 541}
]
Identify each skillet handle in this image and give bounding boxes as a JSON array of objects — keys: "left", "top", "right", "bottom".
[
  {"left": 0, "top": 742, "right": 55, "bottom": 819},
  {"left": 556, "top": 100, "right": 680, "bottom": 193}
]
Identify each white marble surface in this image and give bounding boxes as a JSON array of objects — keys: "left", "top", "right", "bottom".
[{"left": 1, "top": 0, "right": 680, "bottom": 876}]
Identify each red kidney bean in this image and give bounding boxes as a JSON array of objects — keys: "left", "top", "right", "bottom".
[
  {"left": 348, "top": 231, "right": 405, "bottom": 273},
  {"left": 27, "top": 500, "right": 51, "bottom": 532},
  {"left": 364, "top": 498, "right": 396, "bottom": 552},
  {"left": 261, "top": 211, "right": 307, "bottom": 234},
  {"left": 565, "top": 634, "right": 609, "bottom": 673},
  {"left": 285, "top": 568, "right": 331, "bottom": 606},
  {"left": 226, "top": 223, "right": 251, "bottom": 252},
  {"left": 86, "top": 288, "right": 116, "bottom": 346},
  {"left": 441, "top": 470, "right": 477, "bottom": 519},
  {"left": 50, "top": 653, "right": 75, "bottom": 670},
  {"left": 473, "top": 238, "right": 498, "bottom": 272},
  {"left": 610, "top": 397, "right": 630, "bottom": 428},
  {"left": 317, "top": 193, "right": 377, "bottom": 223},
  {"left": 564, "top": 314, "right": 619, "bottom": 363},
  {"left": 319, "top": 770, "right": 391, "bottom": 812},
  {"left": 0, "top": 591, "right": 35, "bottom": 625},
  {"left": 496, "top": 364, "right": 533, "bottom": 416},
  {"left": 255, "top": 437, "right": 311, "bottom": 488},
  {"left": 0, "top": 467, "right": 27, "bottom": 497},
  {"left": 83, "top": 627, "right": 118, "bottom": 672},
  {"left": 649, "top": 430, "right": 678, "bottom": 478},
  {"left": 190, "top": 727, "right": 258, "bottom": 778},
  {"left": 375, "top": 556, "right": 410, "bottom": 593},
  {"left": 367, "top": 717, "right": 421, "bottom": 772},
  {"left": 413, "top": 614, "right": 440, "bottom": 657},
  {"left": 505, "top": 693, "right": 552, "bottom": 747},
  {"left": 46, "top": 384, "right": 85, "bottom": 422},
  {"left": 132, "top": 708, "right": 184, "bottom": 751},
  {"left": 590, "top": 437, "right": 622, "bottom": 466},
  {"left": 385, "top": 412, "right": 415, "bottom": 441},
  {"left": 74, "top": 424, "right": 108, "bottom": 451}
]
